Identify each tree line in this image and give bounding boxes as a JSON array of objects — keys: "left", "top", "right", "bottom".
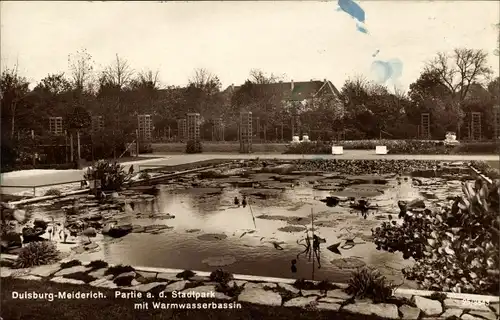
[{"left": 1, "top": 47, "right": 499, "bottom": 167}]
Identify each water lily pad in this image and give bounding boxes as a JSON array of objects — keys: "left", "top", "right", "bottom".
[
  {"left": 330, "top": 257, "right": 366, "bottom": 269},
  {"left": 202, "top": 255, "right": 237, "bottom": 267},
  {"left": 197, "top": 233, "right": 227, "bottom": 241}
]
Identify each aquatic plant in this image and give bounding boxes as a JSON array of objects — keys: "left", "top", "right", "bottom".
[
  {"left": 84, "top": 160, "right": 130, "bottom": 192},
  {"left": 372, "top": 178, "right": 500, "bottom": 294},
  {"left": 14, "top": 241, "right": 60, "bottom": 268},
  {"left": 345, "top": 267, "right": 395, "bottom": 303},
  {"left": 44, "top": 188, "right": 62, "bottom": 197}
]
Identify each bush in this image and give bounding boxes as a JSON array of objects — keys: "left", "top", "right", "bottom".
[
  {"left": 283, "top": 139, "right": 500, "bottom": 155},
  {"left": 185, "top": 140, "right": 202, "bottom": 154},
  {"left": 14, "top": 241, "right": 60, "bottom": 268},
  {"left": 283, "top": 141, "right": 331, "bottom": 154},
  {"left": 372, "top": 178, "right": 500, "bottom": 294},
  {"left": 84, "top": 160, "right": 131, "bottom": 192},
  {"left": 44, "top": 189, "right": 62, "bottom": 197},
  {"left": 60, "top": 259, "right": 82, "bottom": 269},
  {"left": 87, "top": 260, "right": 109, "bottom": 270},
  {"left": 345, "top": 267, "right": 395, "bottom": 303}
]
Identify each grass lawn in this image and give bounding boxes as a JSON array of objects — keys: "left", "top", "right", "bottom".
[{"left": 1, "top": 278, "right": 386, "bottom": 320}]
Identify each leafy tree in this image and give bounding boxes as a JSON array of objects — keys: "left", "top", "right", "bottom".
[
  {"left": 407, "top": 70, "right": 457, "bottom": 138},
  {"left": 1, "top": 65, "right": 30, "bottom": 138}
]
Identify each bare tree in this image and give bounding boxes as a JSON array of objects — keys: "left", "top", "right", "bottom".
[
  {"left": 102, "top": 54, "right": 134, "bottom": 89},
  {"left": 130, "top": 69, "right": 160, "bottom": 90},
  {"left": 425, "top": 48, "right": 493, "bottom": 103},
  {"left": 188, "top": 68, "right": 219, "bottom": 90},
  {"left": 68, "top": 48, "right": 94, "bottom": 92}
]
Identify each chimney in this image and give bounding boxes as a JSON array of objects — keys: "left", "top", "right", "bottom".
[{"left": 291, "top": 80, "right": 294, "bottom": 91}]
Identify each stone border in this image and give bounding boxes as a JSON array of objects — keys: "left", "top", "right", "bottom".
[{"left": 2, "top": 258, "right": 498, "bottom": 320}]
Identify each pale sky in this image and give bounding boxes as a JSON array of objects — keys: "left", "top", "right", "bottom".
[{"left": 1, "top": 1, "right": 499, "bottom": 92}]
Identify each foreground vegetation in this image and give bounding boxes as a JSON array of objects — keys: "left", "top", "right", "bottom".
[
  {"left": 284, "top": 140, "right": 500, "bottom": 155},
  {"left": 372, "top": 174, "right": 500, "bottom": 295}
]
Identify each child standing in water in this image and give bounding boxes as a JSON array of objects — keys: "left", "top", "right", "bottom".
[{"left": 291, "top": 259, "right": 297, "bottom": 273}]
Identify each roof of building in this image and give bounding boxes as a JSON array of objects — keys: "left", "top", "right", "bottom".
[{"left": 223, "top": 79, "right": 340, "bottom": 101}]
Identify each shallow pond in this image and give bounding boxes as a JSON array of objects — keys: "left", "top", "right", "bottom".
[{"left": 28, "top": 169, "right": 471, "bottom": 287}]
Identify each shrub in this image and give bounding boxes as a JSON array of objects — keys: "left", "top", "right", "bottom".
[
  {"left": 372, "top": 178, "right": 500, "bottom": 294},
  {"left": 345, "top": 267, "right": 395, "bottom": 303},
  {"left": 44, "top": 189, "right": 62, "bottom": 197},
  {"left": 104, "top": 265, "right": 135, "bottom": 277},
  {"left": 283, "top": 141, "right": 331, "bottom": 154},
  {"left": 87, "top": 259, "right": 108, "bottom": 270},
  {"left": 84, "top": 160, "right": 131, "bottom": 192},
  {"left": 60, "top": 259, "right": 82, "bottom": 269},
  {"left": 176, "top": 270, "right": 195, "bottom": 280},
  {"left": 209, "top": 269, "right": 234, "bottom": 284},
  {"left": 185, "top": 140, "right": 202, "bottom": 154},
  {"left": 14, "top": 241, "right": 60, "bottom": 268},
  {"left": 283, "top": 139, "right": 500, "bottom": 155}
]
